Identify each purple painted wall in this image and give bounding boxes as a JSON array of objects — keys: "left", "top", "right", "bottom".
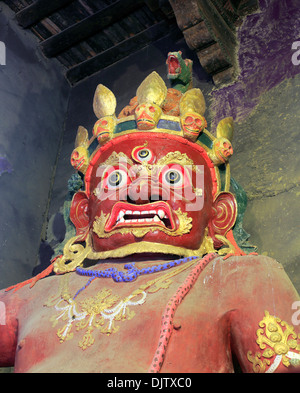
[{"left": 210, "top": 0, "right": 300, "bottom": 128}]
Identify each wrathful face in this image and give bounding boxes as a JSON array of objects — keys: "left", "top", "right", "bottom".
[{"left": 75, "top": 134, "right": 216, "bottom": 255}]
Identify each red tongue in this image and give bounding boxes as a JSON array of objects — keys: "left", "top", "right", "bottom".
[{"left": 168, "top": 56, "right": 179, "bottom": 74}]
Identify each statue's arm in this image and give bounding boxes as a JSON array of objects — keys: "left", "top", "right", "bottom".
[
  {"left": 227, "top": 256, "right": 300, "bottom": 373},
  {"left": 0, "top": 290, "right": 18, "bottom": 367}
]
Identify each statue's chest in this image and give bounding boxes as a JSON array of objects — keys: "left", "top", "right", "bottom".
[
  {"left": 16, "top": 260, "right": 230, "bottom": 372},
  {"left": 15, "top": 270, "right": 194, "bottom": 372}
]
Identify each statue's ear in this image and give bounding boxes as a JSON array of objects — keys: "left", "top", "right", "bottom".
[
  {"left": 70, "top": 191, "right": 89, "bottom": 241},
  {"left": 208, "top": 192, "right": 237, "bottom": 249}
]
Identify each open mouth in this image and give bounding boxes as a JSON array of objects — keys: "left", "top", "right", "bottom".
[
  {"left": 167, "top": 55, "right": 181, "bottom": 77},
  {"left": 105, "top": 201, "right": 175, "bottom": 232}
]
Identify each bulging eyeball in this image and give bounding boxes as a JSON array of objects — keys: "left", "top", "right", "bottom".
[{"left": 131, "top": 145, "right": 155, "bottom": 164}]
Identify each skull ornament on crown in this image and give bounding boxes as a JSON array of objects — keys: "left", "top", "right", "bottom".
[
  {"left": 70, "top": 146, "right": 89, "bottom": 174},
  {"left": 181, "top": 112, "right": 207, "bottom": 142},
  {"left": 134, "top": 103, "right": 162, "bottom": 130},
  {"left": 54, "top": 62, "right": 240, "bottom": 274},
  {"left": 93, "top": 116, "right": 116, "bottom": 145},
  {"left": 213, "top": 137, "right": 233, "bottom": 164}
]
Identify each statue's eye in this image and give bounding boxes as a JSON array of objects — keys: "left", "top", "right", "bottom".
[
  {"left": 160, "top": 166, "right": 185, "bottom": 188},
  {"left": 132, "top": 146, "right": 154, "bottom": 163},
  {"left": 101, "top": 166, "right": 131, "bottom": 190},
  {"left": 164, "top": 170, "right": 182, "bottom": 185},
  {"left": 108, "top": 171, "right": 122, "bottom": 186},
  {"left": 159, "top": 164, "right": 192, "bottom": 189},
  {"left": 107, "top": 170, "right": 128, "bottom": 188},
  {"left": 138, "top": 149, "right": 151, "bottom": 160}
]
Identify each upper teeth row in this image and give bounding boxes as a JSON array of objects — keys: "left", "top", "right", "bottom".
[{"left": 117, "top": 209, "right": 166, "bottom": 220}]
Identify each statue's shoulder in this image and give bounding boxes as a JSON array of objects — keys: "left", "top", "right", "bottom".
[
  {"left": 190, "top": 253, "right": 298, "bottom": 317},
  {"left": 196, "top": 253, "right": 286, "bottom": 291},
  {"left": 218, "top": 254, "right": 283, "bottom": 270},
  {"left": 0, "top": 272, "right": 61, "bottom": 304}
]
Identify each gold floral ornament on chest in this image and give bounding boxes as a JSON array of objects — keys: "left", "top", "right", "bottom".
[{"left": 46, "top": 258, "right": 199, "bottom": 350}]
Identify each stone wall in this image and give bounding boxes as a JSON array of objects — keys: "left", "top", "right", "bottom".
[
  {"left": 230, "top": 76, "right": 300, "bottom": 293},
  {"left": 208, "top": 0, "right": 300, "bottom": 293},
  {"left": 0, "top": 4, "right": 70, "bottom": 288}
]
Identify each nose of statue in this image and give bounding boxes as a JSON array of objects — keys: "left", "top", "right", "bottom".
[
  {"left": 127, "top": 176, "right": 167, "bottom": 204},
  {"left": 128, "top": 177, "right": 152, "bottom": 204}
]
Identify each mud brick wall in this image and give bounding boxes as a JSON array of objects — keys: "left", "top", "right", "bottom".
[
  {"left": 0, "top": 4, "right": 70, "bottom": 288},
  {"left": 209, "top": 0, "right": 300, "bottom": 293}
]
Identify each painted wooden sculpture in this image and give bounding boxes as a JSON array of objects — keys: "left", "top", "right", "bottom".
[{"left": 0, "top": 54, "right": 299, "bottom": 373}]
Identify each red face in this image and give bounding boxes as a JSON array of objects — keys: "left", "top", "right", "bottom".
[{"left": 80, "top": 134, "right": 215, "bottom": 256}]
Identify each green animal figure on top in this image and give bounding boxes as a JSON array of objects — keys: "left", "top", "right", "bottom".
[{"left": 166, "top": 50, "right": 193, "bottom": 93}]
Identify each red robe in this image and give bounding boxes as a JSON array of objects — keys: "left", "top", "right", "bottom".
[{"left": 0, "top": 255, "right": 299, "bottom": 373}]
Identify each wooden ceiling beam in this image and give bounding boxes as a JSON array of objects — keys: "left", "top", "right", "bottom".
[
  {"left": 66, "top": 18, "right": 180, "bottom": 85},
  {"left": 40, "top": 0, "right": 145, "bottom": 58},
  {"left": 230, "top": 0, "right": 259, "bottom": 16},
  {"left": 16, "top": 0, "right": 75, "bottom": 28}
]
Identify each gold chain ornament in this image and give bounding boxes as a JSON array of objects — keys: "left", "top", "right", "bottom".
[{"left": 46, "top": 259, "right": 199, "bottom": 350}]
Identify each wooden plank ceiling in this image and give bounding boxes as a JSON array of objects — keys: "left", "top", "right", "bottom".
[
  {"left": 3, "top": 0, "right": 259, "bottom": 86},
  {"left": 3, "top": 0, "right": 180, "bottom": 85}
]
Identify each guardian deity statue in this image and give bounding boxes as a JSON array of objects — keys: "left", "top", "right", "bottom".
[{"left": 1, "top": 53, "right": 299, "bottom": 373}]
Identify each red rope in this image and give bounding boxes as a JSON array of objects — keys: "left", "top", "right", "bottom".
[
  {"left": 5, "top": 255, "right": 62, "bottom": 293},
  {"left": 148, "top": 252, "right": 217, "bottom": 373}
]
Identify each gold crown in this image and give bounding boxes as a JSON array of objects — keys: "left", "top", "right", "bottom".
[{"left": 70, "top": 71, "right": 234, "bottom": 193}]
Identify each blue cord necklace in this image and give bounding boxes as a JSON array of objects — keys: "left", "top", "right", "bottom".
[
  {"left": 73, "top": 256, "right": 199, "bottom": 300},
  {"left": 76, "top": 256, "right": 198, "bottom": 283}
]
